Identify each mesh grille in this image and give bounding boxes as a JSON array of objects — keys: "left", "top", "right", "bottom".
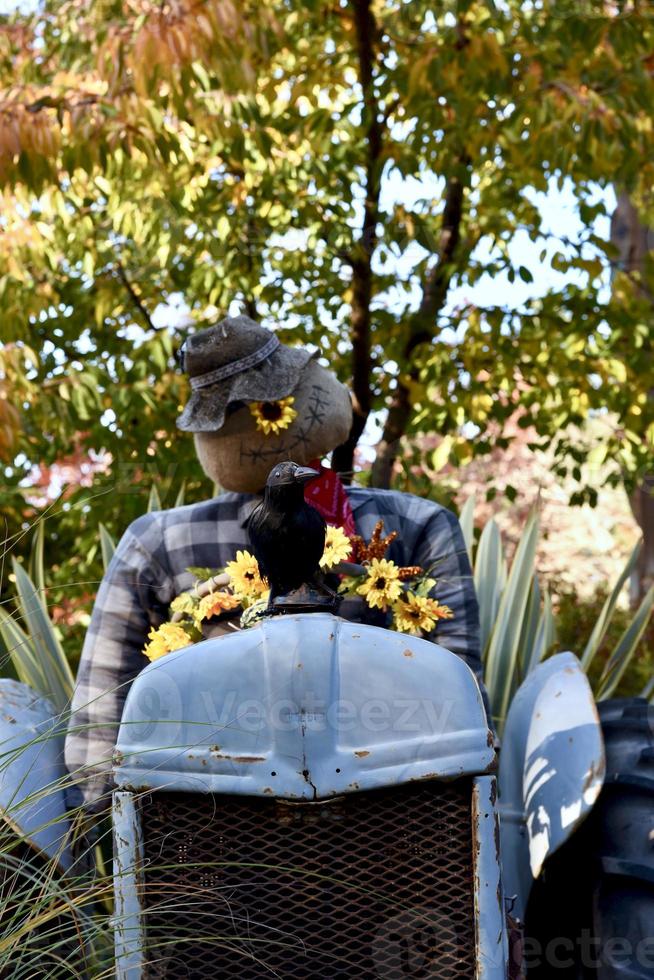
[{"left": 139, "top": 780, "right": 475, "bottom": 979}]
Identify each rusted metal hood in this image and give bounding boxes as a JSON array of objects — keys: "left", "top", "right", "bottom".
[{"left": 114, "top": 613, "right": 495, "bottom": 799}]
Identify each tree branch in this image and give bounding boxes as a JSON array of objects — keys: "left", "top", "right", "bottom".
[
  {"left": 370, "top": 165, "right": 468, "bottom": 488},
  {"left": 115, "top": 260, "right": 157, "bottom": 332},
  {"left": 332, "top": 0, "right": 384, "bottom": 480}
]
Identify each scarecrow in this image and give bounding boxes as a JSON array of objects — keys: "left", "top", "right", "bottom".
[{"left": 65, "top": 316, "right": 484, "bottom": 810}]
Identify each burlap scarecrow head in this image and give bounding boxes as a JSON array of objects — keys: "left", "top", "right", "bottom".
[{"left": 176, "top": 316, "right": 352, "bottom": 493}]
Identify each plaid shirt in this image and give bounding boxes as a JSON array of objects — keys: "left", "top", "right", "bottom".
[{"left": 65, "top": 486, "right": 481, "bottom": 809}]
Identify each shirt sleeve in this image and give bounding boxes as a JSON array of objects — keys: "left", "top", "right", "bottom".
[
  {"left": 64, "top": 516, "right": 171, "bottom": 812},
  {"left": 410, "top": 506, "right": 483, "bottom": 685}
]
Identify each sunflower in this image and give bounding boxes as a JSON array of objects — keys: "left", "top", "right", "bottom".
[
  {"left": 170, "top": 591, "right": 199, "bottom": 618},
  {"left": 392, "top": 592, "right": 454, "bottom": 636},
  {"left": 195, "top": 590, "right": 241, "bottom": 626},
  {"left": 357, "top": 558, "right": 402, "bottom": 610},
  {"left": 249, "top": 396, "right": 297, "bottom": 435},
  {"left": 320, "top": 525, "right": 352, "bottom": 569},
  {"left": 225, "top": 549, "right": 267, "bottom": 599},
  {"left": 143, "top": 622, "right": 193, "bottom": 661}
]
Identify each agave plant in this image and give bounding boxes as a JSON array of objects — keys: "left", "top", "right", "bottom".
[{"left": 459, "top": 495, "right": 654, "bottom": 732}]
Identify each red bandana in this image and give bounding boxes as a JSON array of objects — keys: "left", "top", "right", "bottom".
[{"left": 304, "top": 461, "right": 356, "bottom": 538}]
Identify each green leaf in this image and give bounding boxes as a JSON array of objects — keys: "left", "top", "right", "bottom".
[{"left": 186, "top": 566, "right": 221, "bottom": 581}]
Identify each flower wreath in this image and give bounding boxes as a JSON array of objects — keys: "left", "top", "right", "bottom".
[{"left": 143, "top": 520, "right": 453, "bottom": 661}]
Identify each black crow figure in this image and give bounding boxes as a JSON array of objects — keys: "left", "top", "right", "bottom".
[{"left": 248, "top": 461, "right": 327, "bottom": 602}]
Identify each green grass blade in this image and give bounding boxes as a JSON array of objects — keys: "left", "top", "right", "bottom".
[
  {"left": 596, "top": 583, "right": 654, "bottom": 700},
  {"left": 474, "top": 518, "right": 504, "bottom": 657},
  {"left": 484, "top": 511, "right": 540, "bottom": 730},
  {"left": 459, "top": 495, "right": 475, "bottom": 564},
  {"left": 98, "top": 524, "right": 116, "bottom": 572},
  {"left": 580, "top": 539, "right": 642, "bottom": 671},
  {"left": 10, "top": 559, "right": 74, "bottom": 712},
  {"left": 147, "top": 484, "right": 162, "bottom": 512}
]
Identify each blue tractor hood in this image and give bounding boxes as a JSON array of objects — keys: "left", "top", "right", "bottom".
[{"left": 114, "top": 613, "right": 495, "bottom": 799}]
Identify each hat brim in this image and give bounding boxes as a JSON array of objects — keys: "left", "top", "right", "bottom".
[{"left": 176, "top": 346, "right": 317, "bottom": 432}]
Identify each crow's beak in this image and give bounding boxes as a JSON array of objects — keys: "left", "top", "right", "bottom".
[{"left": 294, "top": 465, "right": 320, "bottom": 484}]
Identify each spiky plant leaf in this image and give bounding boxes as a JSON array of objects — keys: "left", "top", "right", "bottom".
[
  {"left": 596, "top": 583, "right": 654, "bottom": 700},
  {"left": 98, "top": 524, "right": 116, "bottom": 572},
  {"left": 459, "top": 495, "right": 475, "bottom": 564},
  {"left": 474, "top": 518, "right": 504, "bottom": 655},
  {"left": 580, "top": 539, "right": 642, "bottom": 671},
  {"left": 10, "top": 559, "right": 73, "bottom": 713},
  {"left": 484, "top": 511, "right": 540, "bottom": 730},
  {"left": 147, "top": 484, "right": 162, "bottom": 512}
]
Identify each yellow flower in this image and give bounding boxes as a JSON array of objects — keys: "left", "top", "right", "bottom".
[
  {"left": 357, "top": 558, "right": 402, "bottom": 610},
  {"left": 249, "top": 396, "right": 297, "bottom": 435},
  {"left": 143, "top": 622, "right": 193, "bottom": 661},
  {"left": 170, "top": 592, "right": 199, "bottom": 618},
  {"left": 392, "top": 592, "right": 455, "bottom": 636},
  {"left": 320, "top": 525, "right": 352, "bottom": 569},
  {"left": 225, "top": 550, "right": 267, "bottom": 599},
  {"left": 424, "top": 598, "right": 454, "bottom": 621},
  {"left": 195, "top": 590, "right": 241, "bottom": 625}
]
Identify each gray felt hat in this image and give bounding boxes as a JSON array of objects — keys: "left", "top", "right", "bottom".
[{"left": 176, "top": 315, "right": 316, "bottom": 432}]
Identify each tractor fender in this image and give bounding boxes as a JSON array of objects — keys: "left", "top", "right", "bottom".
[
  {"left": 498, "top": 652, "right": 605, "bottom": 919},
  {"left": 0, "top": 678, "right": 73, "bottom": 871}
]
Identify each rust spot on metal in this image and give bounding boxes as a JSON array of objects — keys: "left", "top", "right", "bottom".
[
  {"left": 354, "top": 750, "right": 370, "bottom": 758},
  {"left": 403, "top": 649, "right": 414, "bottom": 658},
  {"left": 296, "top": 662, "right": 303, "bottom": 669},
  {"left": 487, "top": 729, "right": 494, "bottom": 747},
  {"left": 209, "top": 745, "right": 221, "bottom": 754},
  {"left": 113, "top": 750, "right": 125, "bottom": 766},
  {"left": 263, "top": 787, "right": 274, "bottom": 794},
  {"left": 582, "top": 759, "right": 602, "bottom": 793},
  {"left": 348, "top": 781, "right": 360, "bottom": 789},
  {"left": 232, "top": 755, "right": 265, "bottom": 763}
]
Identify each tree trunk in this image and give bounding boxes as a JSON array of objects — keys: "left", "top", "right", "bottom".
[
  {"left": 332, "top": 0, "right": 383, "bottom": 480},
  {"left": 610, "top": 194, "right": 654, "bottom": 603},
  {"left": 370, "top": 170, "right": 467, "bottom": 488}
]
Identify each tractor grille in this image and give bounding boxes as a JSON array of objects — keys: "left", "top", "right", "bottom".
[{"left": 139, "top": 780, "right": 475, "bottom": 979}]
